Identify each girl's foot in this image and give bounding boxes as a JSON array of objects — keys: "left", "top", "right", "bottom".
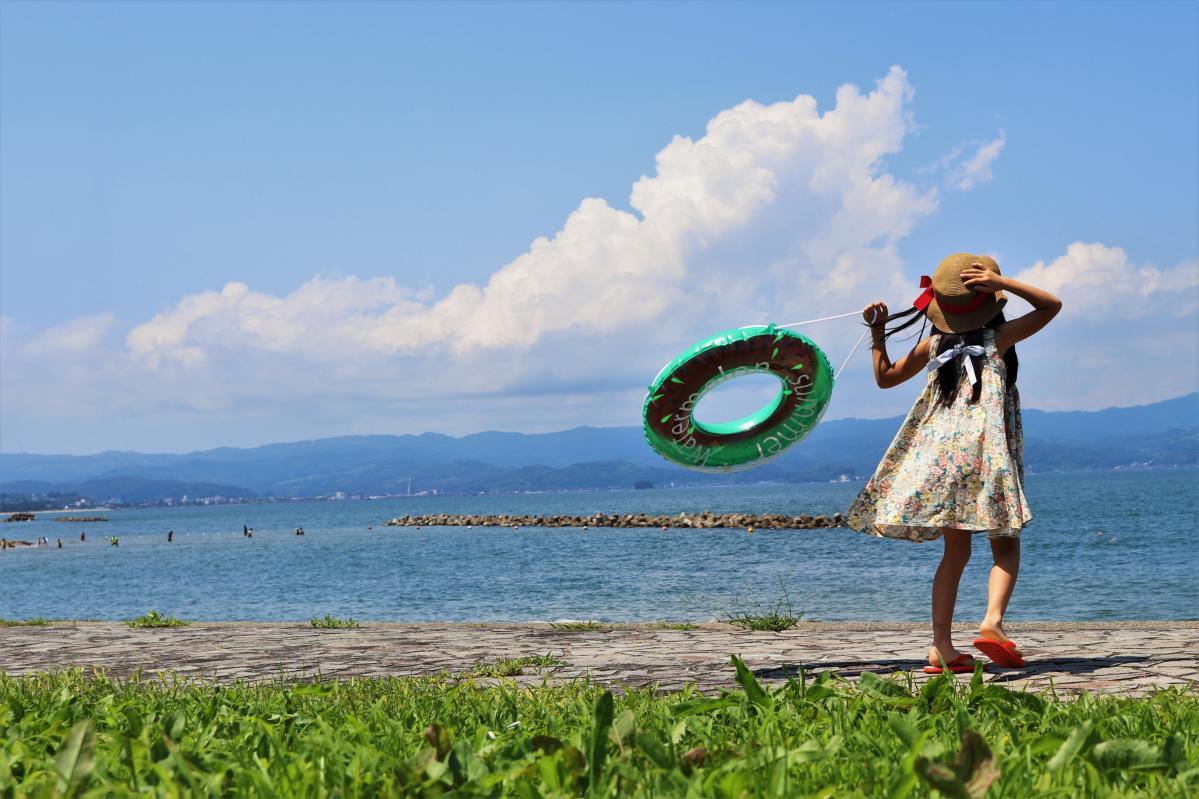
[
  {"left": 928, "top": 644, "right": 974, "bottom": 670},
  {"left": 975, "top": 620, "right": 1026, "bottom": 667},
  {"left": 978, "top": 621, "right": 1023, "bottom": 657}
]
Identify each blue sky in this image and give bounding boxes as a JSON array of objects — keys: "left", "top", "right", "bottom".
[{"left": 1, "top": 1, "right": 1196, "bottom": 453}]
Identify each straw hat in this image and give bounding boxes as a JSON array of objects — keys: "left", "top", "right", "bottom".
[{"left": 913, "top": 252, "right": 1007, "bottom": 334}]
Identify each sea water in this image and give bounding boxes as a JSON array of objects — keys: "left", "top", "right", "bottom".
[{"left": 1, "top": 470, "right": 1195, "bottom": 622}]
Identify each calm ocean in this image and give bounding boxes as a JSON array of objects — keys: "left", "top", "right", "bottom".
[{"left": 2, "top": 469, "right": 1195, "bottom": 623}]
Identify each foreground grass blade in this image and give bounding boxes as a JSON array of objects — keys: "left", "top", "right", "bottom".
[
  {"left": 731, "top": 654, "right": 769, "bottom": 708},
  {"left": 588, "top": 690, "right": 614, "bottom": 795},
  {"left": 1048, "top": 719, "right": 1096, "bottom": 772},
  {"left": 53, "top": 719, "right": 96, "bottom": 794},
  {"left": 1090, "top": 739, "right": 1168, "bottom": 772}
]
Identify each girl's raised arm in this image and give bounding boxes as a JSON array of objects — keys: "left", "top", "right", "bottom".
[
  {"left": 864, "top": 301, "right": 932, "bottom": 389},
  {"left": 960, "top": 265, "right": 1062, "bottom": 354}
]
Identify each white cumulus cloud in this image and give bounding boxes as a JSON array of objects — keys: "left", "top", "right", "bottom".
[
  {"left": 123, "top": 66, "right": 933, "bottom": 367},
  {"left": 21, "top": 313, "right": 117, "bottom": 357},
  {"left": 126, "top": 278, "right": 418, "bottom": 367},
  {"left": 945, "top": 131, "right": 1006, "bottom": 191},
  {"left": 1003, "top": 243, "right": 1198, "bottom": 412},
  {"left": 1011, "top": 242, "right": 1198, "bottom": 319}
]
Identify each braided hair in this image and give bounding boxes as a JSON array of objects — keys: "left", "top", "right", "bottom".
[{"left": 875, "top": 306, "right": 1018, "bottom": 406}]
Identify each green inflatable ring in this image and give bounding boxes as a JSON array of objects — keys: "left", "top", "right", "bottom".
[{"left": 642, "top": 324, "right": 835, "bottom": 472}]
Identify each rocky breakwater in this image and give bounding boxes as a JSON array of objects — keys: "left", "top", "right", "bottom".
[{"left": 384, "top": 511, "right": 846, "bottom": 530}]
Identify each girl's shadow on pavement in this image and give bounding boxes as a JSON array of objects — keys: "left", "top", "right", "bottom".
[{"left": 755, "top": 654, "right": 1150, "bottom": 680}]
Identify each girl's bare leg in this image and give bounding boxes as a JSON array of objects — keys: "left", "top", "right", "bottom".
[
  {"left": 979, "top": 536, "right": 1022, "bottom": 656},
  {"left": 929, "top": 528, "right": 974, "bottom": 667}
]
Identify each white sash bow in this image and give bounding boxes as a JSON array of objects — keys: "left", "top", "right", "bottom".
[{"left": 927, "top": 343, "right": 986, "bottom": 385}]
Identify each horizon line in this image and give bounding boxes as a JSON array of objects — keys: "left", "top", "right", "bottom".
[{"left": 2, "top": 390, "right": 1195, "bottom": 460}]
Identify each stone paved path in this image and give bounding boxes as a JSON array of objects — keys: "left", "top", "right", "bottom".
[{"left": 2, "top": 622, "right": 1195, "bottom": 697}]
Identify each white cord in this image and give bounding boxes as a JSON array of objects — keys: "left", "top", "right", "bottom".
[
  {"left": 834, "top": 326, "right": 872, "bottom": 381},
  {"left": 649, "top": 308, "right": 873, "bottom": 388},
  {"left": 775, "top": 309, "right": 862, "bottom": 328},
  {"left": 833, "top": 308, "right": 877, "bottom": 381}
]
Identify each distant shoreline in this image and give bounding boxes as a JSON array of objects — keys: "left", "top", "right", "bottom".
[
  {"left": 2, "top": 463, "right": 1193, "bottom": 512},
  {"left": 3, "top": 393, "right": 1194, "bottom": 506}
]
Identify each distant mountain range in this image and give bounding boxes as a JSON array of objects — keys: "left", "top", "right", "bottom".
[{"left": 1, "top": 393, "right": 1195, "bottom": 506}]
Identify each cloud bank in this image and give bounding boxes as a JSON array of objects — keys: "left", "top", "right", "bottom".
[
  {"left": 1005, "top": 244, "right": 1199, "bottom": 412},
  {"left": 1013, "top": 242, "right": 1198, "bottom": 319},
  {"left": 125, "top": 66, "right": 930, "bottom": 364}
]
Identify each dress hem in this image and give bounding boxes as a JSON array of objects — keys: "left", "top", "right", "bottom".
[{"left": 847, "top": 517, "right": 1030, "bottom": 543}]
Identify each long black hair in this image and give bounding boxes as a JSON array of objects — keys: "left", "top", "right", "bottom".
[{"left": 875, "top": 306, "right": 1018, "bottom": 406}]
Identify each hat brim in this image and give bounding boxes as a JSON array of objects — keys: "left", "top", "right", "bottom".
[{"left": 926, "top": 291, "right": 1007, "bottom": 334}]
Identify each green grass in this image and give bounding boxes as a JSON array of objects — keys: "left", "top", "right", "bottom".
[
  {"left": 652, "top": 622, "right": 698, "bottom": 631},
  {"left": 550, "top": 620, "right": 607, "bottom": 631},
  {"left": 310, "top": 614, "right": 361, "bottom": 629},
  {"left": 468, "top": 654, "right": 564, "bottom": 678},
  {"left": 725, "top": 610, "right": 802, "bottom": 632},
  {"left": 724, "top": 598, "right": 803, "bottom": 632},
  {"left": 124, "top": 611, "right": 189, "bottom": 629},
  {"left": 0, "top": 617, "right": 48, "bottom": 627},
  {"left": 723, "top": 582, "right": 804, "bottom": 631},
  {"left": 1, "top": 661, "right": 1195, "bottom": 797}
]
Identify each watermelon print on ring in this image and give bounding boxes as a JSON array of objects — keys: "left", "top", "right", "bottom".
[{"left": 642, "top": 324, "right": 835, "bottom": 472}]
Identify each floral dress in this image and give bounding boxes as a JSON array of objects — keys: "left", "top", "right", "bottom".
[{"left": 846, "top": 327, "right": 1031, "bottom": 542}]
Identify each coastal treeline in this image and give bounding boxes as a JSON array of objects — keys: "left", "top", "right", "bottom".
[{"left": 0, "top": 492, "right": 85, "bottom": 512}]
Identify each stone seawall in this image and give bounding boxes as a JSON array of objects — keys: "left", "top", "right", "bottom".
[{"left": 384, "top": 511, "right": 846, "bottom": 529}]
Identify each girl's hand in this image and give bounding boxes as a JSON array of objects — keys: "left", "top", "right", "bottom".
[
  {"left": 863, "top": 301, "right": 887, "bottom": 327},
  {"left": 961, "top": 263, "right": 1006, "bottom": 293}
]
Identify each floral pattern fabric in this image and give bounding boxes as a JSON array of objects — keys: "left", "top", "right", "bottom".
[{"left": 846, "top": 327, "right": 1031, "bottom": 542}]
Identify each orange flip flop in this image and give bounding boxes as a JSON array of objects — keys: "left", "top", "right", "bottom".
[
  {"left": 923, "top": 654, "right": 977, "bottom": 674},
  {"left": 973, "top": 636, "right": 1025, "bottom": 668}
]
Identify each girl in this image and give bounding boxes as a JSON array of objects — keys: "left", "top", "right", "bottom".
[{"left": 845, "top": 253, "right": 1061, "bottom": 673}]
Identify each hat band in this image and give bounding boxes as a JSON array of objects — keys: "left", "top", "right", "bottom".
[{"left": 938, "top": 292, "right": 987, "bottom": 315}]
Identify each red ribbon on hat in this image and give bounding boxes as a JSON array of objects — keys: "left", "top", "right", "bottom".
[
  {"left": 913, "top": 276, "right": 933, "bottom": 311},
  {"left": 911, "top": 275, "right": 988, "bottom": 314}
]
